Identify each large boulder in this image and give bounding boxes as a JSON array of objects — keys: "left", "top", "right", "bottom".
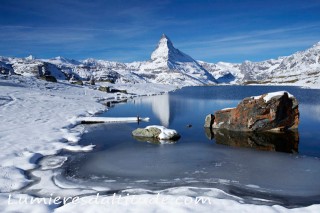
[
  {"left": 204, "top": 91, "right": 299, "bottom": 132},
  {"left": 132, "top": 125, "right": 180, "bottom": 141}
]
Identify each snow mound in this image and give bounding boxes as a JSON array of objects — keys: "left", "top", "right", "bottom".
[
  {"left": 252, "top": 91, "right": 294, "bottom": 103},
  {"left": 146, "top": 125, "right": 179, "bottom": 140},
  {"left": 54, "top": 193, "right": 320, "bottom": 213},
  {"left": 0, "top": 166, "right": 31, "bottom": 192},
  {"left": 263, "top": 91, "right": 294, "bottom": 102}
]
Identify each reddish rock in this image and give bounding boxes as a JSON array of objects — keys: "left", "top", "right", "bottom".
[{"left": 205, "top": 91, "right": 299, "bottom": 132}]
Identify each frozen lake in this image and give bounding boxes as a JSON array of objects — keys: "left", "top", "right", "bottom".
[{"left": 57, "top": 86, "right": 320, "bottom": 207}]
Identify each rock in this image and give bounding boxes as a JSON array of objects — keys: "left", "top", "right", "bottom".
[
  {"left": 70, "top": 80, "right": 83, "bottom": 86},
  {"left": 98, "top": 86, "right": 110, "bottom": 92},
  {"left": 110, "top": 88, "right": 128, "bottom": 94},
  {"left": 204, "top": 91, "right": 299, "bottom": 132},
  {"left": 204, "top": 114, "right": 214, "bottom": 128},
  {"left": 132, "top": 127, "right": 161, "bottom": 138},
  {"left": 132, "top": 125, "right": 180, "bottom": 141},
  {"left": 69, "top": 75, "right": 83, "bottom": 86},
  {"left": 98, "top": 86, "right": 127, "bottom": 94},
  {"left": 39, "top": 75, "right": 57, "bottom": 82},
  {"left": 89, "top": 76, "right": 95, "bottom": 85}
]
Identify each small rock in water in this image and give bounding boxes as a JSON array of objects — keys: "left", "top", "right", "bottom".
[{"left": 132, "top": 125, "right": 180, "bottom": 142}]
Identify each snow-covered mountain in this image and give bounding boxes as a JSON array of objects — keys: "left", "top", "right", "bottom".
[
  {"left": 200, "top": 42, "right": 320, "bottom": 87},
  {"left": 1, "top": 35, "right": 320, "bottom": 88},
  {"left": 137, "top": 34, "right": 216, "bottom": 86}
]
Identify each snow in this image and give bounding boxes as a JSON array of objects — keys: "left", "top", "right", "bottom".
[
  {"left": 263, "top": 91, "right": 294, "bottom": 102},
  {"left": 1, "top": 36, "right": 320, "bottom": 88},
  {"left": 251, "top": 91, "right": 294, "bottom": 102},
  {"left": 63, "top": 144, "right": 96, "bottom": 152},
  {"left": 77, "top": 116, "right": 150, "bottom": 123},
  {"left": 0, "top": 193, "right": 53, "bottom": 213},
  {"left": 0, "top": 75, "right": 176, "bottom": 211},
  {"left": 221, "top": 107, "right": 235, "bottom": 111},
  {"left": 54, "top": 193, "right": 320, "bottom": 213},
  {"left": 138, "top": 34, "right": 217, "bottom": 86},
  {"left": 0, "top": 167, "right": 31, "bottom": 192},
  {"left": 145, "top": 125, "right": 179, "bottom": 140},
  {"left": 38, "top": 156, "right": 68, "bottom": 170}
]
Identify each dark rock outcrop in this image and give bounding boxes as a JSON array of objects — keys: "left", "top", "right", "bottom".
[
  {"left": 39, "top": 75, "right": 57, "bottom": 82},
  {"left": 204, "top": 91, "right": 299, "bottom": 132}
]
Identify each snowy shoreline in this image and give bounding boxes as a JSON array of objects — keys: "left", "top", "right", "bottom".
[
  {"left": 0, "top": 75, "right": 176, "bottom": 212},
  {"left": 1, "top": 75, "right": 320, "bottom": 212}
]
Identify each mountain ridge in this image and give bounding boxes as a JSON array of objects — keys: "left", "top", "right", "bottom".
[{"left": 0, "top": 35, "right": 319, "bottom": 88}]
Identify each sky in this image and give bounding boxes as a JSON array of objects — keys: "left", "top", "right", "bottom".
[{"left": 1, "top": 0, "right": 320, "bottom": 63}]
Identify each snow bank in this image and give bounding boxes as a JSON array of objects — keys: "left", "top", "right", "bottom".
[
  {"left": 0, "top": 193, "right": 53, "bottom": 213},
  {"left": 0, "top": 167, "right": 31, "bottom": 192},
  {"left": 78, "top": 116, "right": 150, "bottom": 124},
  {"left": 54, "top": 193, "right": 320, "bottom": 213}
]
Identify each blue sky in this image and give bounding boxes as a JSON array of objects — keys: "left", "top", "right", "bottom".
[{"left": 1, "top": 0, "right": 320, "bottom": 63}]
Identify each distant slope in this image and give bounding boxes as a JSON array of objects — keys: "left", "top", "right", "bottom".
[{"left": 199, "top": 42, "right": 320, "bottom": 88}]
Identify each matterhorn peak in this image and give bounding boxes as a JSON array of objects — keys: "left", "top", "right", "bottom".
[
  {"left": 159, "top": 34, "right": 173, "bottom": 46},
  {"left": 151, "top": 34, "right": 175, "bottom": 61},
  {"left": 25, "top": 55, "right": 36, "bottom": 60},
  {"left": 311, "top": 41, "right": 320, "bottom": 50},
  {"left": 151, "top": 34, "right": 194, "bottom": 63}
]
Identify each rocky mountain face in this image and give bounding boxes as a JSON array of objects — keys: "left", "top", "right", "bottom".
[{"left": 1, "top": 36, "right": 320, "bottom": 88}]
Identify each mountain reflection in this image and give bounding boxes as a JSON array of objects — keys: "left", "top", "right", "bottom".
[
  {"left": 205, "top": 128, "right": 299, "bottom": 153},
  {"left": 151, "top": 94, "right": 170, "bottom": 127},
  {"left": 140, "top": 93, "right": 171, "bottom": 127}
]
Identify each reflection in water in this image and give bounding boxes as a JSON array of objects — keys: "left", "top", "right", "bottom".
[
  {"left": 151, "top": 94, "right": 170, "bottom": 127},
  {"left": 142, "top": 94, "right": 171, "bottom": 127},
  {"left": 205, "top": 128, "right": 299, "bottom": 153},
  {"left": 300, "top": 104, "right": 320, "bottom": 122},
  {"left": 132, "top": 136, "right": 178, "bottom": 144}
]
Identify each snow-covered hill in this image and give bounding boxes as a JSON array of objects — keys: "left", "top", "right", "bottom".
[{"left": 1, "top": 35, "right": 320, "bottom": 88}]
